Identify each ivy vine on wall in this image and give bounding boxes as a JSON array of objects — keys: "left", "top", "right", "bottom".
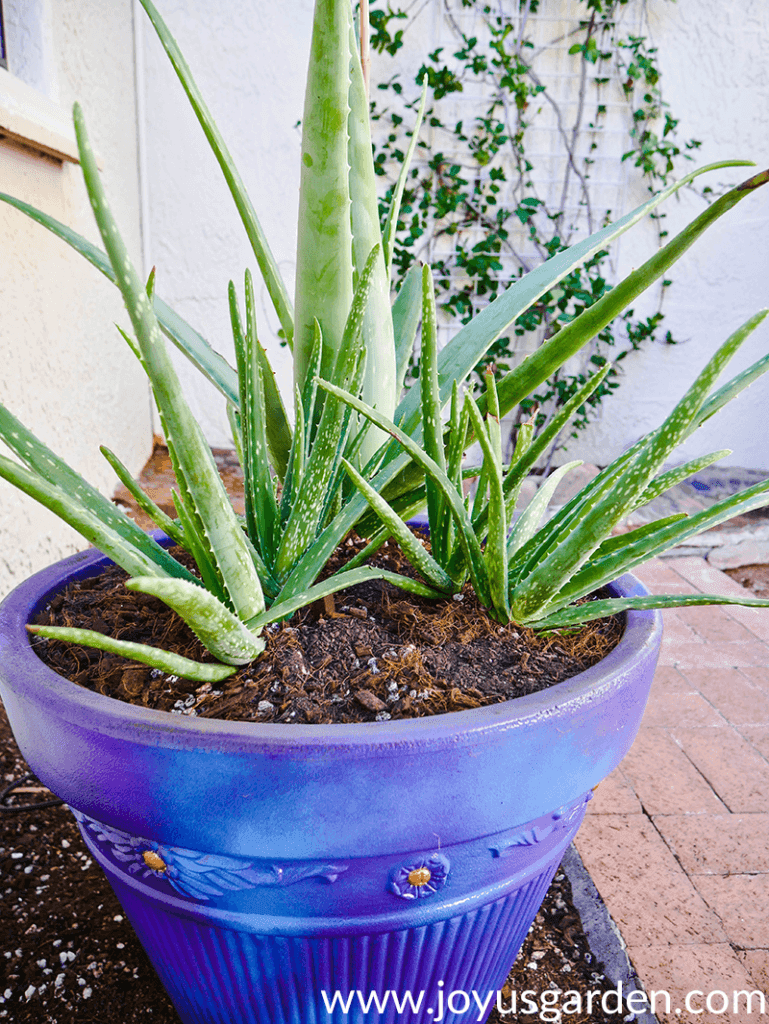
[{"left": 367, "top": 0, "right": 704, "bottom": 464}]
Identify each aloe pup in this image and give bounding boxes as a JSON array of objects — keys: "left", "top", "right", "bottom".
[{"left": 2, "top": 0, "right": 769, "bottom": 681}]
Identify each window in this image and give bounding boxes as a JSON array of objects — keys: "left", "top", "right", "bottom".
[{"left": 0, "top": 1, "right": 7, "bottom": 71}]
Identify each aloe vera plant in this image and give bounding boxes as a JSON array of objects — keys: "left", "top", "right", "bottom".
[{"left": 2, "top": 0, "right": 769, "bottom": 682}]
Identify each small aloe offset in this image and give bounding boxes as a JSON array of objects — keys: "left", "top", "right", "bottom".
[
  {"left": 328, "top": 282, "right": 769, "bottom": 627},
  {"left": 1, "top": 0, "right": 769, "bottom": 682}
]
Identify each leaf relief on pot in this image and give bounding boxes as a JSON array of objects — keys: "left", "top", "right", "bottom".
[
  {"left": 488, "top": 792, "right": 592, "bottom": 858},
  {"left": 389, "top": 852, "right": 450, "bottom": 900},
  {"left": 72, "top": 810, "right": 348, "bottom": 901}
]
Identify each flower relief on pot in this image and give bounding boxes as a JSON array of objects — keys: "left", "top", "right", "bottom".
[
  {"left": 488, "top": 792, "right": 592, "bottom": 858},
  {"left": 389, "top": 852, "right": 451, "bottom": 899},
  {"left": 73, "top": 811, "right": 348, "bottom": 902}
]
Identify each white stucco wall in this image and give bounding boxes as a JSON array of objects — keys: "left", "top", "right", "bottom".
[
  {"left": 543, "top": 0, "right": 769, "bottom": 470},
  {"left": 0, "top": 0, "right": 153, "bottom": 595},
  {"left": 139, "top": 0, "right": 313, "bottom": 446}
]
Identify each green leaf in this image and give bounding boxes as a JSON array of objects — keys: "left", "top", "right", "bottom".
[
  {"left": 0, "top": 453, "right": 180, "bottom": 581},
  {"left": 391, "top": 264, "right": 423, "bottom": 398},
  {"left": 395, "top": 162, "right": 761, "bottom": 436},
  {"left": 99, "top": 445, "right": 186, "bottom": 548},
  {"left": 532, "top": 592, "right": 769, "bottom": 630},
  {"left": 419, "top": 265, "right": 448, "bottom": 557},
  {"left": 512, "top": 313, "right": 761, "bottom": 621},
  {"left": 137, "top": 0, "right": 294, "bottom": 349},
  {"left": 74, "top": 102, "right": 265, "bottom": 623},
  {"left": 27, "top": 625, "right": 237, "bottom": 683},
  {"left": 126, "top": 577, "right": 265, "bottom": 666},
  {"left": 507, "top": 461, "right": 583, "bottom": 557},
  {"left": 0, "top": 400, "right": 192, "bottom": 580},
  {"left": 247, "top": 566, "right": 444, "bottom": 630},
  {"left": 317, "top": 378, "right": 491, "bottom": 605},
  {"left": 0, "top": 192, "right": 240, "bottom": 407},
  {"left": 341, "top": 458, "right": 454, "bottom": 591},
  {"left": 293, "top": 0, "right": 356, "bottom": 398},
  {"left": 274, "top": 247, "right": 378, "bottom": 579}
]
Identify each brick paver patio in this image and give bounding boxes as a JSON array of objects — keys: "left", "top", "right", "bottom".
[{"left": 576, "top": 557, "right": 769, "bottom": 1023}]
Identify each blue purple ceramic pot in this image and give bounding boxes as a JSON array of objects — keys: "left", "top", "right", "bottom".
[{"left": 0, "top": 544, "right": 661, "bottom": 1024}]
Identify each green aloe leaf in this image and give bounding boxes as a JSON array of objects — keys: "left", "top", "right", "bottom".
[
  {"left": 137, "top": 0, "right": 294, "bottom": 350},
  {"left": 465, "top": 392, "right": 508, "bottom": 618},
  {"left": 532, "top": 592, "right": 769, "bottom": 630},
  {"left": 293, "top": 0, "right": 356, "bottom": 398},
  {"left": 420, "top": 265, "right": 448, "bottom": 559},
  {"left": 512, "top": 311, "right": 763, "bottom": 621},
  {"left": 317, "top": 379, "right": 491, "bottom": 605},
  {"left": 382, "top": 78, "right": 429, "bottom": 281},
  {"left": 347, "top": 14, "right": 397, "bottom": 444},
  {"left": 99, "top": 445, "right": 186, "bottom": 548},
  {"left": 507, "top": 460, "right": 583, "bottom": 557},
  {"left": 275, "top": 247, "right": 377, "bottom": 579},
  {"left": 126, "top": 577, "right": 265, "bottom": 666},
  {"left": 74, "top": 103, "right": 265, "bottom": 624},
  {"left": 0, "top": 453, "right": 181, "bottom": 581},
  {"left": 341, "top": 458, "right": 454, "bottom": 591},
  {"left": 0, "top": 192, "right": 240, "bottom": 406},
  {"left": 0, "top": 401, "right": 192, "bottom": 579},
  {"left": 391, "top": 264, "right": 424, "bottom": 405},
  {"left": 27, "top": 625, "right": 236, "bottom": 683},
  {"left": 247, "top": 566, "right": 444, "bottom": 631},
  {"left": 543, "top": 476, "right": 769, "bottom": 611},
  {"left": 633, "top": 450, "right": 732, "bottom": 510}
]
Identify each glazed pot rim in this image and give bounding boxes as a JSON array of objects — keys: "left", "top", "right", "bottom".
[{"left": 0, "top": 540, "right": 662, "bottom": 752}]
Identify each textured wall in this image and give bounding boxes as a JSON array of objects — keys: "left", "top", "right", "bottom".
[
  {"left": 555, "top": 0, "right": 769, "bottom": 470},
  {"left": 139, "top": 0, "right": 313, "bottom": 446},
  {"left": 0, "top": 0, "right": 153, "bottom": 596}
]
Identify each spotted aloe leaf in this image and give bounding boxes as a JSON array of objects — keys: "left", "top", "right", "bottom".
[
  {"left": 532, "top": 591, "right": 769, "bottom": 631},
  {"left": 26, "top": 625, "right": 237, "bottom": 683},
  {"left": 511, "top": 313, "right": 768, "bottom": 622},
  {"left": 126, "top": 578, "right": 264, "bottom": 666},
  {"left": 74, "top": 103, "right": 265, "bottom": 624}
]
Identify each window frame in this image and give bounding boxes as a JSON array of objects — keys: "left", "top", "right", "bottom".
[{"left": 0, "top": 0, "right": 7, "bottom": 71}]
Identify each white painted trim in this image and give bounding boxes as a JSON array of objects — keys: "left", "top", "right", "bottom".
[{"left": 0, "top": 64, "right": 78, "bottom": 163}]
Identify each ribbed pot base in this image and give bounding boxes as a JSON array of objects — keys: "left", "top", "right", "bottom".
[{"left": 113, "top": 864, "right": 557, "bottom": 1024}]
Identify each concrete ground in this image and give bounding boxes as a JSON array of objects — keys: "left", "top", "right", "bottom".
[{"left": 576, "top": 556, "right": 769, "bottom": 1024}]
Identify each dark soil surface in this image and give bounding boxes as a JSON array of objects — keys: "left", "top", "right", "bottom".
[
  {"left": 1, "top": 701, "right": 638, "bottom": 1023},
  {"left": 724, "top": 562, "right": 769, "bottom": 595},
  {"left": 28, "top": 539, "right": 622, "bottom": 726}
]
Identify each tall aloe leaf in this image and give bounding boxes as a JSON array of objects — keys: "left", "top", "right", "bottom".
[
  {"left": 420, "top": 266, "right": 448, "bottom": 559},
  {"left": 347, "top": 15, "right": 397, "bottom": 441},
  {"left": 74, "top": 103, "right": 264, "bottom": 623},
  {"left": 137, "top": 0, "right": 294, "bottom": 350},
  {"left": 391, "top": 264, "right": 424, "bottom": 398},
  {"left": 274, "top": 248, "right": 377, "bottom": 579},
  {"left": 294, "top": 0, "right": 356, "bottom": 396},
  {"left": 394, "top": 161, "right": 758, "bottom": 437}
]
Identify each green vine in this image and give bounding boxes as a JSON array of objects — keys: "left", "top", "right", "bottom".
[{"left": 368, "top": 0, "right": 705, "bottom": 464}]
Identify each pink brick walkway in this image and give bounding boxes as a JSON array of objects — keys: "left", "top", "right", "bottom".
[{"left": 575, "top": 557, "right": 769, "bottom": 1023}]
